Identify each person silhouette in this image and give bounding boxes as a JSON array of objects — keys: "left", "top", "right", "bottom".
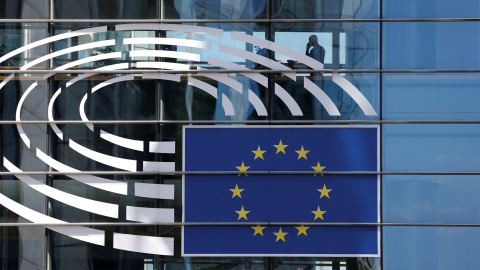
[{"left": 306, "top": 35, "right": 325, "bottom": 64}]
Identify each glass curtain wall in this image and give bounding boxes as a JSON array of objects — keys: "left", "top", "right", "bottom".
[{"left": 0, "top": 0, "right": 479, "bottom": 269}]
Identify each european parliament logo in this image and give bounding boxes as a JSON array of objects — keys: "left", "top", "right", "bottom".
[{"left": 182, "top": 126, "right": 379, "bottom": 256}]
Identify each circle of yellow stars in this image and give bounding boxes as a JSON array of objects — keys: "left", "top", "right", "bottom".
[{"left": 229, "top": 139, "right": 333, "bottom": 243}]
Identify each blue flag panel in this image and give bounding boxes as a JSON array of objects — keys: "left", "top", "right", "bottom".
[{"left": 182, "top": 126, "right": 379, "bottom": 256}]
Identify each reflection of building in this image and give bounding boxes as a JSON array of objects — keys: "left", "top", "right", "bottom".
[{"left": 1, "top": 0, "right": 480, "bottom": 269}]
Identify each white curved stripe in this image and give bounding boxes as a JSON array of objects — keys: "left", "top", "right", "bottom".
[
  {"left": 196, "top": 70, "right": 242, "bottom": 94},
  {"left": 219, "top": 45, "right": 296, "bottom": 80},
  {"left": 208, "top": 57, "right": 268, "bottom": 87},
  {"left": 113, "top": 233, "right": 174, "bottom": 256},
  {"left": 43, "top": 52, "right": 123, "bottom": 80},
  {"left": 124, "top": 37, "right": 211, "bottom": 50},
  {"left": 274, "top": 84, "right": 303, "bottom": 116},
  {"left": 188, "top": 77, "right": 235, "bottom": 115},
  {"left": 332, "top": 73, "right": 378, "bottom": 116},
  {"left": 126, "top": 206, "right": 174, "bottom": 223},
  {"left": 3, "top": 158, "right": 118, "bottom": 218},
  {"left": 135, "top": 182, "right": 174, "bottom": 200},
  {"left": 16, "top": 81, "right": 38, "bottom": 148},
  {"left": 230, "top": 32, "right": 377, "bottom": 116},
  {"left": 58, "top": 52, "right": 122, "bottom": 71},
  {"left": 248, "top": 89, "right": 268, "bottom": 116},
  {"left": 66, "top": 63, "right": 129, "bottom": 87},
  {"left": 36, "top": 149, "right": 128, "bottom": 195},
  {"left": 0, "top": 192, "right": 105, "bottom": 246},
  {"left": 149, "top": 141, "right": 175, "bottom": 154},
  {"left": 142, "top": 73, "right": 181, "bottom": 82},
  {"left": 79, "top": 94, "right": 94, "bottom": 131},
  {"left": 100, "top": 130, "right": 144, "bottom": 151},
  {"left": 92, "top": 75, "right": 135, "bottom": 93},
  {"left": 48, "top": 88, "right": 64, "bottom": 140},
  {"left": 116, "top": 23, "right": 223, "bottom": 37},
  {"left": 231, "top": 32, "right": 324, "bottom": 70},
  {"left": 69, "top": 139, "right": 137, "bottom": 172},
  {"left": 136, "top": 61, "right": 191, "bottom": 70},
  {"left": 143, "top": 161, "right": 175, "bottom": 172},
  {"left": 196, "top": 68, "right": 268, "bottom": 116},
  {"left": 187, "top": 77, "right": 217, "bottom": 98},
  {"left": 130, "top": 50, "right": 201, "bottom": 62},
  {"left": 0, "top": 26, "right": 107, "bottom": 66},
  {"left": 21, "top": 40, "right": 116, "bottom": 70},
  {"left": 0, "top": 74, "right": 14, "bottom": 90},
  {"left": 304, "top": 78, "right": 341, "bottom": 116},
  {"left": 222, "top": 93, "right": 235, "bottom": 116}
]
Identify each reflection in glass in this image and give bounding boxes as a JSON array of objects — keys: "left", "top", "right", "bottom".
[
  {"left": 53, "top": 0, "right": 157, "bottom": 19},
  {"left": 163, "top": 0, "right": 267, "bottom": 19},
  {"left": 0, "top": 0, "right": 47, "bottom": 19},
  {"left": 271, "top": 0, "right": 379, "bottom": 20},
  {"left": 0, "top": 24, "right": 47, "bottom": 68},
  {"left": 384, "top": 0, "right": 480, "bottom": 18}
]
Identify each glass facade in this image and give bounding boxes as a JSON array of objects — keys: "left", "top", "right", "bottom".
[{"left": 0, "top": 0, "right": 478, "bottom": 269}]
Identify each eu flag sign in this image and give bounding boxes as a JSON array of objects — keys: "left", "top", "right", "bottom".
[{"left": 182, "top": 126, "right": 379, "bottom": 257}]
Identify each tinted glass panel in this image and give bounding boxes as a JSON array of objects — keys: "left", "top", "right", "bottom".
[
  {"left": 384, "top": 175, "right": 480, "bottom": 223},
  {"left": 271, "top": 0, "right": 379, "bottom": 19},
  {"left": 384, "top": 226, "right": 480, "bottom": 269},
  {"left": 53, "top": 0, "right": 157, "bottom": 19},
  {"left": 383, "top": 124, "right": 480, "bottom": 171},
  {"left": 273, "top": 22, "right": 380, "bottom": 70},
  {"left": 384, "top": 0, "right": 480, "bottom": 18},
  {"left": 383, "top": 73, "right": 480, "bottom": 120},
  {"left": 383, "top": 22, "right": 480, "bottom": 69},
  {"left": 163, "top": 0, "right": 267, "bottom": 19},
  {"left": 0, "top": 0, "right": 47, "bottom": 19}
]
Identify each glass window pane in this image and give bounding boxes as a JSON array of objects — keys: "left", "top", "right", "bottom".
[
  {"left": 383, "top": 73, "right": 480, "bottom": 120},
  {"left": 384, "top": 0, "right": 480, "bottom": 18},
  {"left": 53, "top": 0, "right": 157, "bottom": 19},
  {"left": 0, "top": 0, "right": 47, "bottom": 19},
  {"left": 163, "top": 0, "right": 267, "bottom": 19},
  {"left": 383, "top": 124, "right": 480, "bottom": 171},
  {"left": 383, "top": 175, "right": 480, "bottom": 223},
  {"left": 384, "top": 226, "right": 480, "bottom": 269},
  {"left": 271, "top": 0, "right": 379, "bottom": 19},
  {"left": 0, "top": 23, "right": 48, "bottom": 68},
  {"left": 383, "top": 22, "right": 480, "bottom": 69},
  {"left": 273, "top": 73, "right": 379, "bottom": 120},
  {"left": 273, "top": 22, "right": 380, "bottom": 70}
]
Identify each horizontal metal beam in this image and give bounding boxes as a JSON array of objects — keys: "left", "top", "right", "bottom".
[
  {"left": 1, "top": 171, "right": 480, "bottom": 176},
  {"left": 1, "top": 120, "right": 480, "bottom": 124},
  {"left": 0, "top": 18, "right": 480, "bottom": 23},
  {"left": 0, "top": 222, "right": 479, "bottom": 227},
  {"left": 2, "top": 69, "right": 480, "bottom": 74}
]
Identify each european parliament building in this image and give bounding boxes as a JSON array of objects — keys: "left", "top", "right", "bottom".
[{"left": 0, "top": 0, "right": 479, "bottom": 269}]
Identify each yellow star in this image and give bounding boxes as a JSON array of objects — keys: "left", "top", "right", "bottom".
[
  {"left": 273, "top": 227, "right": 288, "bottom": 242},
  {"left": 311, "top": 161, "right": 326, "bottom": 177},
  {"left": 295, "top": 224, "right": 310, "bottom": 236},
  {"left": 229, "top": 184, "right": 244, "bottom": 198},
  {"left": 236, "top": 162, "right": 250, "bottom": 176},
  {"left": 317, "top": 184, "right": 332, "bottom": 198},
  {"left": 235, "top": 206, "right": 250, "bottom": 220},
  {"left": 273, "top": 140, "right": 288, "bottom": 154},
  {"left": 252, "top": 224, "right": 266, "bottom": 236},
  {"left": 295, "top": 146, "right": 310, "bottom": 160},
  {"left": 252, "top": 146, "right": 267, "bottom": 160},
  {"left": 311, "top": 206, "right": 326, "bottom": 220}
]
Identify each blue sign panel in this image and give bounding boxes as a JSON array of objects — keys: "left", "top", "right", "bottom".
[{"left": 182, "top": 126, "right": 379, "bottom": 256}]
